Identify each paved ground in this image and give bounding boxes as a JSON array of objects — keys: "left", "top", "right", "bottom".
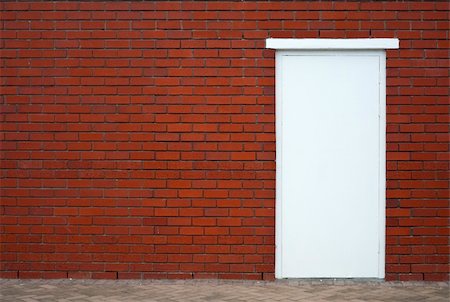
[{"left": 0, "top": 279, "right": 448, "bottom": 302}]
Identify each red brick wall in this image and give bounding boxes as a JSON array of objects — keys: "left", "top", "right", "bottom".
[{"left": 1, "top": 1, "right": 448, "bottom": 281}]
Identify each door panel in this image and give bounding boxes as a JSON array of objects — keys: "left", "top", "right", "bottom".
[{"left": 280, "top": 53, "right": 383, "bottom": 278}]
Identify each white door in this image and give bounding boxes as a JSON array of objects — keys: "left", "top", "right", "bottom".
[{"left": 276, "top": 50, "right": 386, "bottom": 278}]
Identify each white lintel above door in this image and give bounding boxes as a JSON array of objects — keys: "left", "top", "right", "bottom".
[{"left": 266, "top": 38, "right": 399, "bottom": 50}]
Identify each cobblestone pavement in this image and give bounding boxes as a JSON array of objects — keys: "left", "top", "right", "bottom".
[{"left": 0, "top": 279, "right": 448, "bottom": 302}]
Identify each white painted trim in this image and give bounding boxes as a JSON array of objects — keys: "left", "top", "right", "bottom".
[
  {"left": 275, "top": 50, "right": 387, "bottom": 279},
  {"left": 275, "top": 50, "right": 283, "bottom": 279},
  {"left": 378, "top": 52, "right": 387, "bottom": 279},
  {"left": 266, "top": 38, "right": 399, "bottom": 50}
]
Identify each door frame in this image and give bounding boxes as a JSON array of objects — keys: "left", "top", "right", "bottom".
[{"left": 268, "top": 39, "right": 399, "bottom": 279}]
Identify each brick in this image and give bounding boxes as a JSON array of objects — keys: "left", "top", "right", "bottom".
[{"left": 0, "top": 1, "right": 447, "bottom": 282}]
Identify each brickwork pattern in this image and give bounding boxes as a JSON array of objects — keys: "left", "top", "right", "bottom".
[
  {"left": 0, "top": 279, "right": 449, "bottom": 302},
  {"left": 0, "top": 1, "right": 449, "bottom": 281}
]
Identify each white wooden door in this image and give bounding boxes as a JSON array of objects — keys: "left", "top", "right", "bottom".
[{"left": 276, "top": 50, "right": 386, "bottom": 278}]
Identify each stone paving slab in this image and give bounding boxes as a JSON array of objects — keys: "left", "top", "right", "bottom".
[{"left": 0, "top": 279, "right": 448, "bottom": 302}]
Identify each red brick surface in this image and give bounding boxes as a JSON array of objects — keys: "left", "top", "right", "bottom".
[{"left": 0, "top": 1, "right": 449, "bottom": 281}]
